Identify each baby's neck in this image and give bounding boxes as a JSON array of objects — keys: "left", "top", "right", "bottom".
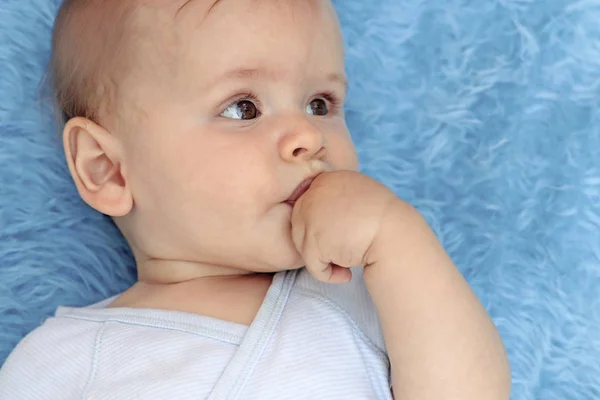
[
  {"left": 109, "top": 258, "right": 274, "bottom": 326},
  {"left": 136, "top": 258, "right": 256, "bottom": 284}
]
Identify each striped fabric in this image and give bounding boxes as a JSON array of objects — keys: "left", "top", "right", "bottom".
[{"left": 0, "top": 269, "right": 392, "bottom": 399}]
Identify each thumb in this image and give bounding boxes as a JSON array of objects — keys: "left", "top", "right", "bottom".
[{"left": 290, "top": 204, "right": 307, "bottom": 256}]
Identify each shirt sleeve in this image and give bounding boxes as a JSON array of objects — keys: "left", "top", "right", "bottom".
[
  {"left": 0, "top": 317, "right": 99, "bottom": 400},
  {"left": 293, "top": 267, "right": 387, "bottom": 355}
]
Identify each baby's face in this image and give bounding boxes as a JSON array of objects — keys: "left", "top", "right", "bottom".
[{"left": 118, "top": 0, "right": 358, "bottom": 273}]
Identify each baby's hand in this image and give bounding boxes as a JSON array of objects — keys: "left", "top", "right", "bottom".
[
  {"left": 291, "top": 170, "right": 398, "bottom": 283},
  {"left": 292, "top": 172, "right": 512, "bottom": 398}
]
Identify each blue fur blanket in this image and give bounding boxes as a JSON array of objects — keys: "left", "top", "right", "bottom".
[{"left": 1, "top": 1, "right": 599, "bottom": 398}]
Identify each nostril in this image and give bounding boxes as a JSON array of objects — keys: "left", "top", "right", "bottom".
[{"left": 293, "top": 148, "right": 306, "bottom": 157}]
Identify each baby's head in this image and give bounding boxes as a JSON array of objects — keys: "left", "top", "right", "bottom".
[{"left": 50, "top": 0, "right": 359, "bottom": 280}]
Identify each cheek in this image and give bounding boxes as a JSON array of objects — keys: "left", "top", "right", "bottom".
[
  {"left": 123, "top": 131, "right": 220, "bottom": 213},
  {"left": 329, "top": 128, "right": 359, "bottom": 171},
  {"left": 176, "top": 136, "right": 274, "bottom": 209}
]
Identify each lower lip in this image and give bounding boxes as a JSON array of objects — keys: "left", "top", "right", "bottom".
[{"left": 288, "top": 179, "right": 314, "bottom": 205}]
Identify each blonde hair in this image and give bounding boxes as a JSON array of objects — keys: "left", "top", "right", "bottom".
[{"left": 48, "top": 0, "right": 140, "bottom": 124}]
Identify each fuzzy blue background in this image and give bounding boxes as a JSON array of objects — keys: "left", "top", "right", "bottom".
[{"left": 1, "top": 0, "right": 600, "bottom": 398}]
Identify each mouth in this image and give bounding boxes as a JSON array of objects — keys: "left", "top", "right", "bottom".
[{"left": 284, "top": 175, "right": 318, "bottom": 207}]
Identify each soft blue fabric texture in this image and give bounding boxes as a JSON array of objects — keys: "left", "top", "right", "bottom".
[{"left": 1, "top": 1, "right": 599, "bottom": 398}]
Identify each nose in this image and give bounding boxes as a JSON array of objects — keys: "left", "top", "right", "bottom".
[{"left": 278, "top": 115, "right": 327, "bottom": 163}]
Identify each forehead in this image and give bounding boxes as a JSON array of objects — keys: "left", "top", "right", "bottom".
[
  {"left": 136, "top": 0, "right": 344, "bottom": 90},
  {"left": 173, "top": 0, "right": 337, "bottom": 34}
]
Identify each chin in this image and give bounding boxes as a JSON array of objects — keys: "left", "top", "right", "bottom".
[
  {"left": 259, "top": 250, "right": 305, "bottom": 274},
  {"left": 246, "top": 207, "right": 306, "bottom": 273},
  {"left": 274, "top": 264, "right": 305, "bottom": 274}
]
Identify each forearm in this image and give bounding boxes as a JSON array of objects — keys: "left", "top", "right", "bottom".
[{"left": 364, "top": 201, "right": 511, "bottom": 399}]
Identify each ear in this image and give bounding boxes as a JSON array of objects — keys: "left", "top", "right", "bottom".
[{"left": 63, "top": 117, "right": 133, "bottom": 217}]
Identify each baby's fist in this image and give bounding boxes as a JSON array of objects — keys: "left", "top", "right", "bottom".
[{"left": 291, "top": 170, "right": 398, "bottom": 283}]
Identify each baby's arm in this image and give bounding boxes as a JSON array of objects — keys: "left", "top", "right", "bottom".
[
  {"left": 364, "top": 201, "right": 511, "bottom": 399},
  {"left": 291, "top": 171, "right": 511, "bottom": 398}
]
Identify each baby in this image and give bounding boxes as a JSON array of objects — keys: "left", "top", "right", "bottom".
[{"left": 0, "top": 0, "right": 511, "bottom": 399}]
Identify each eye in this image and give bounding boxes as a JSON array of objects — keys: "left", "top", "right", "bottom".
[
  {"left": 306, "top": 99, "right": 328, "bottom": 116},
  {"left": 221, "top": 99, "right": 260, "bottom": 120}
]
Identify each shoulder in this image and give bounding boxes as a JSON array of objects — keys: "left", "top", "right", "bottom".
[
  {"left": 0, "top": 315, "right": 101, "bottom": 400},
  {"left": 291, "top": 267, "right": 387, "bottom": 354}
]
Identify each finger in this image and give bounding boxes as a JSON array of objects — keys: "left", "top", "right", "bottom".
[
  {"left": 306, "top": 260, "right": 352, "bottom": 284},
  {"left": 328, "top": 264, "right": 353, "bottom": 284},
  {"left": 290, "top": 206, "right": 307, "bottom": 254},
  {"left": 303, "top": 251, "right": 330, "bottom": 283},
  {"left": 290, "top": 201, "right": 351, "bottom": 284}
]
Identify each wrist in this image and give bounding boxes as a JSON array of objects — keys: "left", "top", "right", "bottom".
[{"left": 364, "top": 199, "right": 435, "bottom": 279}]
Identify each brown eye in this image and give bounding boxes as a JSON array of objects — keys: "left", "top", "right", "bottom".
[
  {"left": 238, "top": 101, "right": 258, "bottom": 120},
  {"left": 221, "top": 100, "right": 260, "bottom": 120},
  {"left": 307, "top": 99, "right": 328, "bottom": 116}
]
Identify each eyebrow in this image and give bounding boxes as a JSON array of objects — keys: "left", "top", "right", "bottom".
[
  {"left": 211, "top": 68, "right": 349, "bottom": 91},
  {"left": 327, "top": 72, "right": 349, "bottom": 91},
  {"left": 175, "top": 0, "right": 220, "bottom": 20}
]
